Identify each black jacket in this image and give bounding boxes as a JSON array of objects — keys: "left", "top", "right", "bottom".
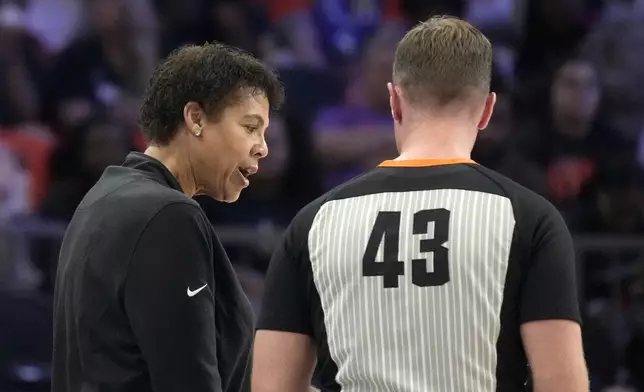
[{"left": 52, "top": 152, "right": 254, "bottom": 392}]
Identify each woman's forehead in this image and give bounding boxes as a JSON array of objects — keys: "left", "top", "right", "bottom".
[{"left": 224, "top": 92, "right": 270, "bottom": 119}]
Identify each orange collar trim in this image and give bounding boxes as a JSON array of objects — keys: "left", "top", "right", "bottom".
[{"left": 378, "top": 158, "right": 478, "bottom": 167}]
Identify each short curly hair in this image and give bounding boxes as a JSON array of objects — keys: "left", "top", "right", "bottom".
[{"left": 138, "top": 42, "right": 284, "bottom": 145}]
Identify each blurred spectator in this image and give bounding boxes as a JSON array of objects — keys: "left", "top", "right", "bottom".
[
  {"left": 33, "top": 116, "right": 131, "bottom": 291},
  {"left": 155, "top": 0, "right": 262, "bottom": 56},
  {"left": 580, "top": 165, "right": 644, "bottom": 234},
  {"left": 0, "top": 144, "right": 30, "bottom": 223},
  {"left": 522, "top": 59, "right": 628, "bottom": 212},
  {"left": 516, "top": 0, "right": 597, "bottom": 88},
  {"left": 0, "top": 0, "right": 50, "bottom": 126},
  {"left": 625, "top": 273, "right": 644, "bottom": 390},
  {"left": 0, "top": 126, "right": 55, "bottom": 209},
  {"left": 235, "top": 264, "right": 266, "bottom": 315},
  {"left": 542, "top": 59, "right": 602, "bottom": 205},
  {"left": 466, "top": 0, "right": 523, "bottom": 82},
  {"left": 0, "top": 292, "right": 52, "bottom": 391},
  {"left": 0, "top": 141, "right": 33, "bottom": 291},
  {"left": 24, "top": 0, "right": 83, "bottom": 53},
  {"left": 581, "top": 12, "right": 644, "bottom": 139},
  {"left": 587, "top": 271, "right": 644, "bottom": 390},
  {"left": 626, "top": 331, "right": 644, "bottom": 390},
  {"left": 263, "top": 0, "right": 404, "bottom": 69},
  {"left": 40, "top": 117, "right": 131, "bottom": 223},
  {"left": 24, "top": 0, "right": 159, "bottom": 57},
  {"left": 466, "top": 0, "right": 520, "bottom": 34},
  {"left": 582, "top": 307, "right": 621, "bottom": 390},
  {"left": 280, "top": 114, "right": 323, "bottom": 208},
  {"left": 574, "top": 165, "right": 644, "bottom": 314},
  {"left": 472, "top": 92, "right": 548, "bottom": 195},
  {"left": 312, "top": 29, "right": 398, "bottom": 190},
  {"left": 46, "top": 0, "right": 152, "bottom": 131},
  {"left": 399, "top": 0, "right": 465, "bottom": 20}
]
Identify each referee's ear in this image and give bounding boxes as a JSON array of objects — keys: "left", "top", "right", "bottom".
[
  {"left": 477, "top": 92, "right": 497, "bottom": 131},
  {"left": 387, "top": 82, "right": 403, "bottom": 124}
]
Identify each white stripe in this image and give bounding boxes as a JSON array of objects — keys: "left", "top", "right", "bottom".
[{"left": 309, "top": 189, "right": 515, "bottom": 392}]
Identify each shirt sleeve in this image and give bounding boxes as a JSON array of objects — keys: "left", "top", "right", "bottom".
[
  {"left": 256, "top": 202, "right": 320, "bottom": 336},
  {"left": 519, "top": 201, "right": 582, "bottom": 325},
  {"left": 124, "top": 202, "right": 221, "bottom": 392}
]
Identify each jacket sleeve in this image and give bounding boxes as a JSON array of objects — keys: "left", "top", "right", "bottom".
[{"left": 124, "top": 202, "right": 222, "bottom": 392}]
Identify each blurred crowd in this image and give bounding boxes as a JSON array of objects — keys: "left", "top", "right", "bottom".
[{"left": 2, "top": 0, "right": 644, "bottom": 390}]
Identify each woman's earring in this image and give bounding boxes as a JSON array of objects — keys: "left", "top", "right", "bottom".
[{"left": 193, "top": 125, "right": 202, "bottom": 137}]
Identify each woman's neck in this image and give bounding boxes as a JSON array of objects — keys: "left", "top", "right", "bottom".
[{"left": 144, "top": 145, "right": 198, "bottom": 197}]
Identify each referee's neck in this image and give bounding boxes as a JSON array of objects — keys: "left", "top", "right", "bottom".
[{"left": 396, "top": 121, "right": 476, "bottom": 161}]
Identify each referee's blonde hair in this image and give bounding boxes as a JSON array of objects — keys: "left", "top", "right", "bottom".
[{"left": 393, "top": 16, "right": 493, "bottom": 107}]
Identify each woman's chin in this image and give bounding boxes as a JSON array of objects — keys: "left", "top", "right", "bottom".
[{"left": 217, "top": 187, "right": 243, "bottom": 203}]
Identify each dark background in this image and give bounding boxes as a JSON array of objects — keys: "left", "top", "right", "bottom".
[{"left": 2, "top": 0, "right": 644, "bottom": 390}]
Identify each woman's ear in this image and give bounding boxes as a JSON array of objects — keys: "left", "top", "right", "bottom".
[{"left": 183, "top": 101, "right": 204, "bottom": 133}]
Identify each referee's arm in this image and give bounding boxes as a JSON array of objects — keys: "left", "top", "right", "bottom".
[
  {"left": 519, "top": 202, "right": 588, "bottom": 392},
  {"left": 253, "top": 205, "right": 319, "bottom": 392},
  {"left": 124, "top": 203, "right": 222, "bottom": 392}
]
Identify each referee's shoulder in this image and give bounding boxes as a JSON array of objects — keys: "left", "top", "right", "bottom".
[{"left": 472, "top": 164, "right": 564, "bottom": 230}]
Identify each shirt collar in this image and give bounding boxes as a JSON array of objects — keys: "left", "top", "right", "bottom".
[{"left": 121, "top": 152, "right": 183, "bottom": 192}]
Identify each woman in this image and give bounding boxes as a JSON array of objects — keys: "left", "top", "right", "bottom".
[{"left": 51, "top": 43, "right": 284, "bottom": 392}]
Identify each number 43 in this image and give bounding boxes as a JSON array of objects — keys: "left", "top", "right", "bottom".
[{"left": 362, "top": 209, "right": 451, "bottom": 288}]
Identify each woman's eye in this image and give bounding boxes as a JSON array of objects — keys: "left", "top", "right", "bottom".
[{"left": 244, "top": 125, "right": 258, "bottom": 133}]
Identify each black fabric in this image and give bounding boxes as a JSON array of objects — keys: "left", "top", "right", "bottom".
[
  {"left": 258, "top": 162, "right": 581, "bottom": 391},
  {"left": 52, "top": 152, "right": 254, "bottom": 392}
]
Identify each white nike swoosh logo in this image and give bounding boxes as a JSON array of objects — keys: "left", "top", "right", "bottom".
[{"left": 187, "top": 284, "right": 208, "bottom": 297}]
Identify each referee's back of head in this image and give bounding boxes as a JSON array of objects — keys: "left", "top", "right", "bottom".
[
  {"left": 254, "top": 16, "right": 588, "bottom": 392},
  {"left": 387, "top": 16, "right": 496, "bottom": 153},
  {"left": 393, "top": 16, "right": 493, "bottom": 109}
]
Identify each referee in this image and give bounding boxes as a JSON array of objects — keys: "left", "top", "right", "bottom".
[{"left": 253, "top": 17, "right": 588, "bottom": 392}]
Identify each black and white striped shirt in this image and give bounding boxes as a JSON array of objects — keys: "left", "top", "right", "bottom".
[{"left": 257, "top": 159, "right": 581, "bottom": 392}]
